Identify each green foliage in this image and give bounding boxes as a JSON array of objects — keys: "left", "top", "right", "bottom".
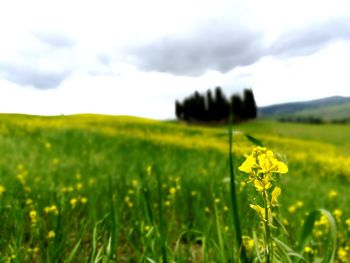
[{"left": 0, "top": 114, "right": 347, "bottom": 261}]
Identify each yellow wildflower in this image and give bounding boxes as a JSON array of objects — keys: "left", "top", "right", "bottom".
[
  {"left": 271, "top": 187, "right": 281, "bottom": 206},
  {"left": 76, "top": 183, "right": 83, "bottom": 191},
  {"left": 288, "top": 205, "right": 296, "bottom": 213},
  {"left": 144, "top": 225, "right": 151, "bottom": 232},
  {"left": 333, "top": 209, "right": 343, "bottom": 220},
  {"left": 338, "top": 247, "right": 349, "bottom": 262},
  {"left": 239, "top": 147, "right": 288, "bottom": 176},
  {"left": 223, "top": 206, "right": 229, "bottom": 212},
  {"left": 204, "top": 207, "right": 211, "bottom": 213},
  {"left": 132, "top": 179, "right": 139, "bottom": 188},
  {"left": 44, "top": 205, "right": 59, "bottom": 215},
  {"left": 296, "top": 201, "right": 304, "bottom": 208},
  {"left": 80, "top": 197, "right": 88, "bottom": 204},
  {"left": 254, "top": 178, "right": 272, "bottom": 192},
  {"left": 328, "top": 190, "right": 338, "bottom": 199},
  {"left": 169, "top": 187, "right": 176, "bottom": 195},
  {"left": 242, "top": 236, "right": 254, "bottom": 251},
  {"left": 164, "top": 200, "right": 171, "bottom": 207},
  {"left": 29, "top": 210, "right": 37, "bottom": 224},
  {"left": 304, "top": 246, "right": 313, "bottom": 254},
  {"left": 26, "top": 199, "right": 33, "bottom": 206},
  {"left": 47, "top": 230, "right": 55, "bottom": 239},
  {"left": 0, "top": 185, "right": 5, "bottom": 195},
  {"left": 250, "top": 204, "right": 271, "bottom": 222},
  {"left": 70, "top": 198, "right": 78, "bottom": 208}
]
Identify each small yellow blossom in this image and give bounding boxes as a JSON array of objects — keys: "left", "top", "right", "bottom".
[
  {"left": 52, "top": 158, "right": 60, "bottom": 165},
  {"left": 29, "top": 210, "right": 37, "bottom": 222},
  {"left": 47, "top": 230, "right": 55, "bottom": 239},
  {"left": 242, "top": 236, "right": 254, "bottom": 251},
  {"left": 44, "top": 205, "right": 58, "bottom": 215},
  {"left": 45, "top": 142, "right": 51, "bottom": 150},
  {"left": 304, "top": 246, "right": 313, "bottom": 254},
  {"left": 223, "top": 206, "right": 229, "bottom": 212},
  {"left": 328, "top": 190, "right": 338, "bottom": 199},
  {"left": 169, "top": 187, "right": 177, "bottom": 195},
  {"left": 288, "top": 205, "right": 296, "bottom": 213},
  {"left": 76, "top": 183, "right": 83, "bottom": 191},
  {"left": 333, "top": 209, "right": 343, "bottom": 220},
  {"left": 204, "top": 207, "right": 211, "bottom": 213},
  {"left": 70, "top": 198, "right": 78, "bottom": 208},
  {"left": 132, "top": 179, "right": 139, "bottom": 188},
  {"left": 26, "top": 199, "right": 33, "bottom": 206},
  {"left": 0, "top": 185, "right": 5, "bottom": 195},
  {"left": 146, "top": 165, "right": 152, "bottom": 176},
  {"left": 214, "top": 198, "right": 220, "bottom": 204},
  {"left": 271, "top": 187, "right": 281, "bottom": 206},
  {"left": 296, "top": 201, "right": 304, "bottom": 208},
  {"left": 164, "top": 200, "right": 171, "bottom": 207},
  {"left": 250, "top": 204, "right": 271, "bottom": 222},
  {"left": 80, "top": 197, "right": 88, "bottom": 204},
  {"left": 144, "top": 225, "right": 151, "bottom": 232},
  {"left": 338, "top": 246, "right": 349, "bottom": 262}
]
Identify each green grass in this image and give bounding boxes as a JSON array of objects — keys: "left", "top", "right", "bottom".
[{"left": 0, "top": 114, "right": 348, "bottom": 262}]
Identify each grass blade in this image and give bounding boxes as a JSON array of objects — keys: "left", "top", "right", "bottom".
[{"left": 228, "top": 126, "right": 248, "bottom": 263}]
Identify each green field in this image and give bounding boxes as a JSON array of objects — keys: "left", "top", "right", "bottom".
[{"left": 0, "top": 114, "right": 349, "bottom": 262}]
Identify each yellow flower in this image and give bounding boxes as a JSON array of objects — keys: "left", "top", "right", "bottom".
[
  {"left": 296, "top": 201, "right": 304, "bottom": 208},
  {"left": 328, "top": 190, "right": 338, "bottom": 199},
  {"left": 271, "top": 187, "right": 281, "bottom": 206},
  {"left": 0, "top": 185, "right": 5, "bottom": 195},
  {"left": 254, "top": 178, "right": 272, "bottom": 192},
  {"left": 44, "top": 205, "right": 59, "bottom": 215},
  {"left": 169, "top": 187, "right": 177, "bottom": 195},
  {"left": 250, "top": 204, "right": 271, "bottom": 222},
  {"left": 239, "top": 155, "right": 256, "bottom": 174},
  {"left": 288, "top": 205, "right": 296, "bottom": 213},
  {"left": 47, "top": 230, "right": 55, "bottom": 239},
  {"left": 144, "top": 225, "right": 151, "bottom": 232},
  {"left": 239, "top": 147, "right": 288, "bottom": 176},
  {"left": 76, "top": 183, "right": 83, "bottom": 191},
  {"left": 29, "top": 210, "right": 37, "bottom": 224},
  {"left": 70, "top": 198, "right": 78, "bottom": 208},
  {"left": 333, "top": 209, "right": 343, "bottom": 220},
  {"left": 338, "top": 247, "right": 349, "bottom": 262},
  {"left": 304, "top": 246, "right": 313, "bottom": 254},
  {"left": 242, "top": 236, "right": 254, "bottom": 251},
  {"left": 164, "top": 200, "right": 171, "bottom": 207},
  {"left": 80, "top": 197, "right": 88, "bottom": 204}
]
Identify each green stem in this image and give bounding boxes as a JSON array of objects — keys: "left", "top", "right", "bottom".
[
  {"left": 228, "top": 125, "right": 248, "bottom": 263},
  {"left": 263, "top": 191, "right": 271, "bottom": 263}
]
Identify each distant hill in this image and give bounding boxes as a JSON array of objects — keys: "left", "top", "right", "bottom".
[{"left": 259, "top": 96, "right": 350, "bottom": 122}]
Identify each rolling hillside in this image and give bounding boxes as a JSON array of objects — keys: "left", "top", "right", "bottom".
[{"left": 259, "top": 96, "right": 350, "bottom": 122}]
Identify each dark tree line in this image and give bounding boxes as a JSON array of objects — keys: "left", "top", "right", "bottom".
[{"left": 175, "top": 87, "right": 257, "bottom": 123}]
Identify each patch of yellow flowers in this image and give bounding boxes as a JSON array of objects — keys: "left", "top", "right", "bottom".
[{"left": 239, "top": 146, "right": 288, "bottom": 222}]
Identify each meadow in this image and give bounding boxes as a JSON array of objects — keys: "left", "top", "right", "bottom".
[{"left": 0, "top": 114, "right": 349, "bottom": 262}]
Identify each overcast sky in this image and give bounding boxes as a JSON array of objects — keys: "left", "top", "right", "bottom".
[{"left": 1, "top": 0, "right": 350, "bottom": 119}]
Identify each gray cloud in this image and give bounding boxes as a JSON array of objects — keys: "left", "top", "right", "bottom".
[
  {"left": 127, "top": 24, "right": 264, "bottom": 76},
  {"left": 270, "top": 17, "right": 350, "bottom": 57},
  {"left": 126, "top": 17, "right": 350, "bottom": 76},
  {"left": 0, "top": 62, "right": 71, "bottom": 89}
]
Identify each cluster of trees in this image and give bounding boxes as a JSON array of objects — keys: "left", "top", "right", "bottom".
[{"left": 175, "top": 87, "right": 257, "bottom": 123}]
